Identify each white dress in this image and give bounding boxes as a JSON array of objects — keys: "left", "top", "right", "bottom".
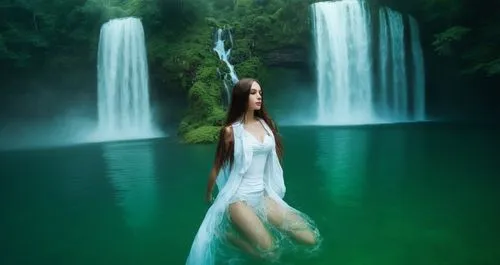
[
  {"left": 230, "top": 128, "right": 273, "bottom": 207},
  {"left": 185, "top": 119, "right": 322, "bottom": 265}
]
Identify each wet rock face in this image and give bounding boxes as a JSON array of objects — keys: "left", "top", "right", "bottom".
[{"left": 262, "top": 47, "right": 309, "bottom": 68}]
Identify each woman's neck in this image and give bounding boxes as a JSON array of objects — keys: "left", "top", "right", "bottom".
[{"left": 243, "top": 111, "right": 256, "bottom": 124}]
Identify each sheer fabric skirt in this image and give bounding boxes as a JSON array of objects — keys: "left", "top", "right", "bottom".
[{"left": 211, "top": 190, "right": 322, "bottom": 264}]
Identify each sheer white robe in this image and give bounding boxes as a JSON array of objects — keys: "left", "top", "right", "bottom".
[{"left": 185, "top": 118, "right": 320, "bottom": 265}]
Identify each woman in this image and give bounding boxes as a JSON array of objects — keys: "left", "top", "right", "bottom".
[{"left": 186, "top": 78, "right": 322, "bottom": 265}]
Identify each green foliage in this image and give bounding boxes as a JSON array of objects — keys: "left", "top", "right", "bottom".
[
  {"left": 0, "top": 0, "right": 208, "bottom": 72},
  {"left": 235, "top": 57, "right": 263, "bottom": 78},
  {"left": 463, "top": 58, "right": 500, "bottom": 77},
  {"left": 224, "top": 0, "right": 314, "bottom": 53},
  {"left": 148, "top": 24, "right": 214, "bottom": 88},
  {"left": 0, "top": 0, "right": 96, "bottom": 68},
  {"left": 419, "top": 0, "right": 500, "bottom": 77},
  {"left": 432, "top": 26, "right": 471, "bottom": 56},
  {"left": 0, "top": 0, "right": 322, "bottom": 143},
  {"left": 379, "top": 0, "right": 500, "bottom": 78},
  {"left": 178, "top": 63, "right": 227, "bottom": 143},
  {"left": 171, "top": 0, "right": 319, "bottom": 143},
  {"left": 183, "top": 125, "right": 222, "bottom": 144},
  {"left": 168, "top": 24, "right": 229, "bottom": 143},
  {"left": 419, "top": 0, "right": 465, "bottom": 23},
  {"left": 4, "top": 0, "right": 498, "bottom": 144}
]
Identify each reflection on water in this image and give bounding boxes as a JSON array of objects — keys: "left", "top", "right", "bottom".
[
  {"left": 315, "top": 128, "right": 368, "bottom": 207},
  {"left": 371, "top": 127, "right": 409, "bottom": 194},
  {"left": 101, "top": 140, "right": 158, "bottom": 231}
]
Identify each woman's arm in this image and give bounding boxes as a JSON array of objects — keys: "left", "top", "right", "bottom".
[{"left": 205, "top": 126, "right": 233, "bottom": 203}]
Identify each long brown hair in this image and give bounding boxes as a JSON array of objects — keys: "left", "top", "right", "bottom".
[{"left": 213, "top": 78, "right": 284, "bottom": 172}]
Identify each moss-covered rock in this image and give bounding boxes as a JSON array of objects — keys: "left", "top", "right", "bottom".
[
  {"left": 147, "top": 0, "right": 324, "bottom": 144},
  {"left": 171, "top": 0, "right": 321, "bottom": 144},
  {"left": 183, "top": 125, "right": 222, "bottom": 144},
  {"left": 235, "top": 56, "right": 264, "bottom": 79},
  {"left": 177, "top": 50, "right": 228, "bottom": 143}
]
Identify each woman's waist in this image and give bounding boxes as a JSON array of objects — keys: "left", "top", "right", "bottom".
[
  {"left": 239, "top": 175, "right": 264, "bottom": 187},
  {"left": 237, "top": 178, "right": 265, "bottom": 192}
]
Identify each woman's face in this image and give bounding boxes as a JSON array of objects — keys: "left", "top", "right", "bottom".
[{"left": 247, "top": 81, "right": 263, "bottom": 111}]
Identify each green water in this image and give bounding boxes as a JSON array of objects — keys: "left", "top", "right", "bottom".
[{"left": 1, "top": 123, "right": 499, "bottom": 265}]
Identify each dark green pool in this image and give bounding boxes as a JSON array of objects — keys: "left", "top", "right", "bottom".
[{"left": 1, "top": 122, "right": 498, "bottom": 265}]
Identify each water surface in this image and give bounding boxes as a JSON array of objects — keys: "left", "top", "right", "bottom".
[{"left": 1, "top": 123, "right": 498, "bottom": 265}]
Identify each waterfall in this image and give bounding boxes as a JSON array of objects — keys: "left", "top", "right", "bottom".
[
  {"left": 387, "top": 8, "right": 408, "bottom": 119},
  {"left": 213, "top": 28, "right": 239, "bottom": 105},
  {"left": 378, "top": 8, "right": 390, "bottom": 117},
  {"left": 94, "top": 17, "right": 159, "bottom": 141},
  {"left": 378, "top": 7, "right": 409, "bottom": 120},
  {"left": 409, "top": 15, "right": 426, "bottom": 121},
  {"left": 311, "top": 0, "right": 426, "bottom": 125},
  {"left": 312, "top": 0, "right": 374, "bottom": 124}
]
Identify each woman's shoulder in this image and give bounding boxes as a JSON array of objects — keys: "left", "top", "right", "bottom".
[
  {"left": 223, "top": 122, "right": 242, "bottom": 140},
  {"left": 223, "top": 125, "right": 233, "bottom": 137},
  {"left": 226, "top": 120, "right": 245, "bottom": 139}
]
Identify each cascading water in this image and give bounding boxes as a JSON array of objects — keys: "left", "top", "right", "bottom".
[
  {"left": 93, "top": 17, "right": 159, "bottom": 141},
  {"left": 380, "top": 7, "right": 408, "bottom": 120},
  {"left": 213, "top": 28, "right": 239, "bottom": 105},
  {"left": 378, "top": 8, "right": 390, "bottom": 118},
  {"left": 311, "top": 0, "right": 426, "bottom": 125},
  {"left": 312, "top": 0, "right": 374, "bottom": 124},
  {"left": 409, "top": 15, "right": 426, "bottom": 121}
]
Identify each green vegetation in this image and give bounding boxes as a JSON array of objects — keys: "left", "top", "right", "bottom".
[
  {"left": 156, "top": 0, "right": 318, "bottom": 143},
  {"left": 1, "top": 0, "right": 499, "bottom": 143},
  {"left": 422, "top": 0, "right": 500, "bottom": 77},
  {"left": 381, "top": 0, "right": 500, "bottom": 77}
]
